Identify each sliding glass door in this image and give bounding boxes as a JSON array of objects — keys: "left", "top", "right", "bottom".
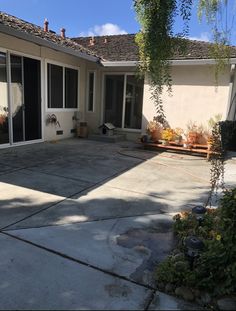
[
  {"left": 104, "top": 74, "right": 144, "bottom": 130},
  {"left": 0, "top": 52, "right": 9, "bottom": 145},
  {"left": 0, "top": 53, "right": 41, "bottom": 147},
  {"left": 23, "top": 57, "right": 41, "bottom": 141},
  {"left": 11, "top": 55, "right": 24, "bottom": 143}
]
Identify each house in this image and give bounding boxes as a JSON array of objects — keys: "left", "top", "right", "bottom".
[{"left": 0, "top": 11, "right": 236, "bottom": 148}]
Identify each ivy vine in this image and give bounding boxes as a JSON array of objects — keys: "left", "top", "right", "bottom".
[
  {"left": 134, "top": 0, "right": 192, "bottom": 124},
  {"left": 209, "top": 123, "right": 225, "bottom": 204}
]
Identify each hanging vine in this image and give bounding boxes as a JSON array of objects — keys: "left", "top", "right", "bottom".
[
  {"left": 134, "top": 0, "right": 192, "bottom": 125},
  {"left": 198, "top": 0, "right": 232, "bottom": 83},
  {"left": 209, "top": 122, "right": 225, "bottom": 204}
]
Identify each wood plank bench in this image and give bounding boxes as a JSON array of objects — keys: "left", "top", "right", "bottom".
[{"left": 142, "top": 141, "right": 216, "bottom": 160}]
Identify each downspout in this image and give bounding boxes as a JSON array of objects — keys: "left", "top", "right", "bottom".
[{"left": 226, "top": 64, "right": 236, "bottom": 120}]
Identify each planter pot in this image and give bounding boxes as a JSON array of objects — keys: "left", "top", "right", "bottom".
[
  {"left": 151, "top": 129, "right": 161, "bottom": 142},
  {"left": 188, "top": 132, "right": 199, "bottom": 144}
]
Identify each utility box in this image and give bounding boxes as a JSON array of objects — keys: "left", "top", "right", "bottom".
[{"left": 99, "top": 123, "right": 116, "bottom": 136}]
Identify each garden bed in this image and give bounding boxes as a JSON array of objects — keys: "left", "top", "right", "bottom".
[
  {"left": 154, "top": 189, "right": 236, "bottom": 309},
  {"left": 143, "top": 141, "right": 217, "bottom": 160}
]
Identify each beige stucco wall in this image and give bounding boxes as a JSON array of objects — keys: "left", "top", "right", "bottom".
[{"left": 142, "top": 65, "right": 230, "bottom": 134}]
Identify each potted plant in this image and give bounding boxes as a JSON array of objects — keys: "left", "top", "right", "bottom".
[
  {"left": 186, "top": 121, "right": 203, "bottom": 145},
  {"left": 174, "top": 127, "right": 184, "bottom": 144},
  {"left": 146, "top": 119, "right": 163, "bottom": 142},
  {"left": 161, "top": 128, "right": 175, "bottom": 145}
]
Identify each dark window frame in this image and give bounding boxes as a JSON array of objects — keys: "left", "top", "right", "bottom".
[
  {"left": 87, "top": 71, "right": 96, "bottom": 112},
  {"left": 47, "top": 62, "right": 79, "bottom": 110}
]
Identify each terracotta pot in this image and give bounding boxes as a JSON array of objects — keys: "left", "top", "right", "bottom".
[
  {"left": 187, "top": 132, "right": 199, "bottom": 144},
  {"left": 151, "top": 129, "right": 161, "bottom": 142}
]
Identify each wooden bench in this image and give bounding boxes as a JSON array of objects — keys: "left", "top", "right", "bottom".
[{"left": 142, "top": 141, "right": 215, "bottom": 160}]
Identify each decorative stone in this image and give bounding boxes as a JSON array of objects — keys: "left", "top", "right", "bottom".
[
  {"left": 165, "top": 283, "right": 175, "bottom": 293},
  {"left": 217, "top": 297, "right": 236, "bottom": 310},
  {"left": 175, "top": 286, "right": 194, "bottom": 302}
]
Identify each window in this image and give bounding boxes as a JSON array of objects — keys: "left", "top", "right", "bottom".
[
  {"left": 65, "top": 68, "right": 78, "bottom": 109},
  {"left": 48, "top": 64, "right": 63, "bottom": 109},
  {"left": 47, "top": 63, "right": 78, "bottom": 109},
  {"left": 87, "top": 71, "right": 95, "bottom": 112},
  {"left": 104, "top": 74, "right": 144, "bottom": 130}
]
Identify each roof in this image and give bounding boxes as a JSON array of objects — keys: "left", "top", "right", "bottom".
[
  {"left": 0, "top": 12, "right": 101, "bottom": 61},
  {"left": 74, "top": 34, "right": 236, "bottom": 62},
  {"left": 73, "top": 34, "right": 139, "bottom": 62}
]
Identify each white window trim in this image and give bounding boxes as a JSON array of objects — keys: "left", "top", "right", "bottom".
[
  {"left": 45, "top": 59, "right": 80, "bottom": 112},
  {"left": 86, "top": 70, "right": 96, "bottom": 113},
  {"left": 102, "top": 72, "right": 143, "bottom": 131}
]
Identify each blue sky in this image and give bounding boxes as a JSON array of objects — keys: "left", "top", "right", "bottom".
[{"left": 0, "top": 0, "right": 235, "bottom": 44}]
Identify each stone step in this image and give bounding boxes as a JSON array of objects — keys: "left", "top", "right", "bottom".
[{"left": 88, "top": 134, "right": 126, "bottom": 143}]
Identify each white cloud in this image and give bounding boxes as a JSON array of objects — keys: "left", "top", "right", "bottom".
[
  {"left": 189, "top": 32, "right": 211, "bottom": 42},
  {"left": 79, "top": 23, "right": 127, "bottom": 37}
]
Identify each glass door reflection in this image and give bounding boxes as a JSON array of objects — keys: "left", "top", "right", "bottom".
[
  {"left": 11, "top": 55, "right": 24, "bottom": 143},
  {"left": 0, "top": 52, "right": 9, "bottom": 145}
]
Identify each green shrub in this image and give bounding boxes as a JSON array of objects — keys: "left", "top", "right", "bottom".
[{"left": 155, "top": 188, "right": 236, "bottom": 297}]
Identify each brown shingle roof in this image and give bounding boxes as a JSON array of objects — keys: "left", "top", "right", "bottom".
[
  {"left": 0, "top": 12, "right": 100, "bottom": 60},
  {"left": 73, "top": 34, "right": 236, "bottom": 62}
]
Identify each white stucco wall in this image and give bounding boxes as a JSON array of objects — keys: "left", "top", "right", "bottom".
[{"left": 142, "top": 65, "right": 230, "bottom": 133}]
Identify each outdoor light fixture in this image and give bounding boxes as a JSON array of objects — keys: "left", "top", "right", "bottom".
[
  {"left": 185, "top": 236, "right": 204, "bottom": 269},
  {"left": 192, "top": 205, "right": 207, "bottom": 225}
]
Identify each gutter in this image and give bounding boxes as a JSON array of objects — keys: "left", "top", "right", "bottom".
[
  {"left": 101, "top": 61, "right": 138, "bottom": 67},
  {"left": 0, "top": 24, "right": 100, "bottom": 63},
  {"left": 101, "top": 58, "right": 236, "bottom": 67}
]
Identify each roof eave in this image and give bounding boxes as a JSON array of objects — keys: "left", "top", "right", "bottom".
[{"left": 0, "top": 23, "right": 100, "bottom": 63}]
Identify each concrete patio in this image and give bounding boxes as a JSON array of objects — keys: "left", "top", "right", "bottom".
[{"left": 0, "top": 139, "right": 235, "bottom": 310}]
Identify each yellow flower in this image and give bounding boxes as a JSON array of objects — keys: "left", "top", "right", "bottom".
[{"left": 216, "top": 234, "right": 221, "bottom": 241}]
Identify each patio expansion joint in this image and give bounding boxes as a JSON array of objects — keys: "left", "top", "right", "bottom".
[
  {"left": 0, "top": 166, "right": 28, "bottom": 177},
  {"left": 2, "top": 211, "right": 170, "bottom": 232},
  {"left": 25, "top": 167, "right": 94, "bottom": 185},
  {"left": 103, "top": 184, "right": 169, "bottom": 200},
  {"left": 1, "top": 231, "right": 156, "bottom": 292},
  {"left": 144, "top": 289, "right": 157, "bottom": 311}
]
